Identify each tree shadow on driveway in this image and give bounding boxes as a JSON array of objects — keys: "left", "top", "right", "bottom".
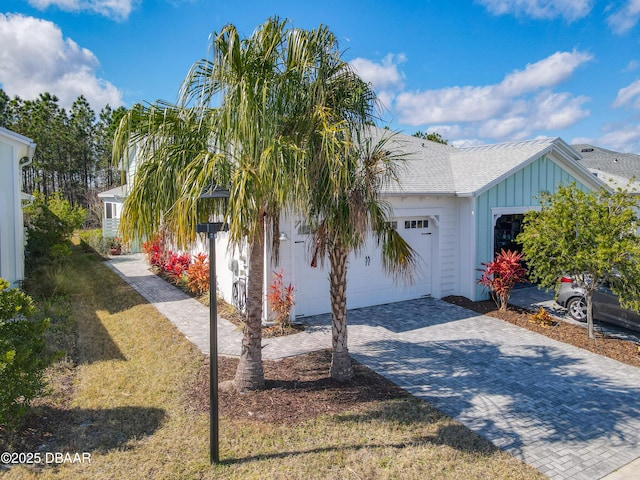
[{"left": 351, "top": 337, "right": 640, "bottom": 479}]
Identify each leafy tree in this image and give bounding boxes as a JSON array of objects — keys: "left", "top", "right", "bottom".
[
  {"left": 518, "top": 183, "right": 640, "bottom": 339},
  {"left": 0, "top": 89, "right": 12, "bottom": 128},
  {"left": 69, "top": 96, "right": 96, "bottom": 207},
  {"left": 95, "top": 105, "right": 127, "bottom": 188},
  {"left": 412, "top": 130, "right": 448, "bottom": 144},
  {"left": 0, "top": 88, "right": 126, "bottom": 215},
  {"left": 24, "top": 192, "right": 86, "bottom": 271}
]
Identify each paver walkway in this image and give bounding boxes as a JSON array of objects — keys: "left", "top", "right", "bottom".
[
  {"left": 106, "top": 254, "right": 332, "bottom": 359},
  {"left": 107, "top": 254, "right": 640, "bottom": 480}
]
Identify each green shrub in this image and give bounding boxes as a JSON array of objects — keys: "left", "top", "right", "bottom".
[
  {"left": 78, "top": 229, "right": 111, "bottom": 255},
  {"left": 24, "top": 193, "right": 86, "bottom": 272},
  {"left": 0, "top": 278, "right": 52, "bottom": 431}
]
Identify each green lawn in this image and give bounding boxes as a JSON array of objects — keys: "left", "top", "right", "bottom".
[{"left": 2, "top": 247, "right": 544, "bottom": 479}]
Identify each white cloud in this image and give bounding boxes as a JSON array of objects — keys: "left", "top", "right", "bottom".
[
  {"left": 623, "top": 60, "right": 640, "bottom": 72},
  {"left": 350, "top": 54, "right": 406, "bottom": 114},
  {"left": 497, "top": 50, "right": 593, "bottom": 96},
  {"left": 393, "top": 50, "right": 592, "bottom": 141},
  {"left": 574, "top": 121, "right": 640, "bottom": 154},
  {"left": 597, "top": 124, "right": 640, "bottom": 153},
  {"left": 530, "top": 91, "right": 590, "bottom": 129},
  {"left": 606, "top": 0, "right": 640, "bottom": 34},
  {"left": 613, "top": 80, "right": 640, "bottom": 108},
  {"left": 0, "top": 14, "right": 123, "bottom": 111},
  {"left": 396, "top": 85, "right": 504, "bottom": 124},
  {"left": 28, "top": 0, "right": 136, "bottom": 21},
  {"left": 350, "top": 54, "right": 406, "bottom": 91},
  {"left": 478, "top": 0, "right": 593, "bottom": 22},
  {"left": 613, "top": 80, "right": 640, "bottom": 109}
]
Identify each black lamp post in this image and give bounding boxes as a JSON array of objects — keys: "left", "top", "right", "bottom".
[{"left": 196, "top": 184, "right": 230, "bottom": 465}]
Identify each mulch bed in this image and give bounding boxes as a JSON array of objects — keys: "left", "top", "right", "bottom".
[
  {"left": 442, "top": 296, "right": 640, "bottom": 368},
  {"left": 184, "top": 350, "right": 411, "bottom": 424},
  {"left": 182, "top": 296, "right": 640, "bottom": 426}
]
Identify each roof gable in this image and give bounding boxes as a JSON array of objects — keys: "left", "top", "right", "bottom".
[
  {"left": 376, "top": 129, "right": 604, "bottom": 196},
  {"left": 0, "top": 127, "right": 36, "bottom": 162},
  {"left": 452, "top": 138, "right": 558, "bottom": 196}
]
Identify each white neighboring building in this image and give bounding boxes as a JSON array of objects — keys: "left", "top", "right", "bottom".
[
  {"left": 98, "top": 185, "right": 126, "bottom": 238},
  {"left": 0, "top": 127, "right": 36, "bottom": 287}
]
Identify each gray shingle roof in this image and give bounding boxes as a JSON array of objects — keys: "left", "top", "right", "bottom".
[
  {"left": 376, "top": 131, "right": 457, "bottom": 195},
  {"left": 452, "top": 138, "right": 558, "bottom": 195},
  {"left": 570, "top": 144, "right": 640, "bottom": 192},
  {"left": 573, "top": 144, "right": 640, "bottom": 184},
  {"left": 376, "top": 129, "right": 587, "bottom": 196}
]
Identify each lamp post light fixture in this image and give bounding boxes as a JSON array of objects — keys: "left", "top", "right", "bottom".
[{"left": 196, "top": 184, "right": 230, "bottom": 465}]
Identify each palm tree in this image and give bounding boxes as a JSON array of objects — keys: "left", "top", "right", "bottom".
[
  {"left": 279, "top": 31, "right": 418, "bottom": 380},
  {"left": 112, "top": 102, "right": 225, "bottom": 250},
  {"left": 179, "top": 19, "right": 329, "bottom": 392},
  {"left": 308, "top": 131, "right": 418, "bottom": 381},
  {"left": 114, "top": 19, "right": 354, "bottom": 392},
  {"left": 113, "top": 18, "right": 408, "bottom": 388}
]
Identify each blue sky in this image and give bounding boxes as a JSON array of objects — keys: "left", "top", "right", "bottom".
[{"left": 2, "top": 1, "right": 640, "bottom": 152}]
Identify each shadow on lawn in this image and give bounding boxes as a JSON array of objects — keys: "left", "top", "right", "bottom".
[
  {"left": 222, "top": 414, "right": 499, "bottom": 466},
  {"left": 75, "top": 308, "right": 127, "bottom": 364},
  {"left": 2, "top": 405, "right": 165, "bottom": 456}
]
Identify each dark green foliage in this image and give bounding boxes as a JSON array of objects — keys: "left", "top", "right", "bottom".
[
  {"left": 0, "top": 279, "right": 51, "bottom": 430},
  {"left": 0, "top": 88, "right": 126, "bottom": 221},
  {"left": 78, "top": 228, "right": 112, "bottom": 255},
  {"left": 518, "top": 183, "right": 640, "bottom": 338},
  {"left": 412, "top": 130, "right": 448, "bottom": 144},
  {"left": 24, "top": 193, "right": 86, "bottom": 271}
]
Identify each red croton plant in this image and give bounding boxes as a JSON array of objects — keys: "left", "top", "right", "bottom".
[
  {"left": 142, "top": 236, "right": 209, "bottom": 296},
  {"left": 267, "top": 269, "right": 295, "bottom": 333},
  {"left": 478, "top": 249, "right": 528, "bottom": 311}
]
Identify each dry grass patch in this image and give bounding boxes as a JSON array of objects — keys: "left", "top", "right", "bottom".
[{"left": 1, "top": 249, "right": 543, "bottom": 479}]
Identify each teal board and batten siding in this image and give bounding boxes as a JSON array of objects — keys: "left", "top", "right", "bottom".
[{"left": 474, "top": 155, "right": 591, "bottom": 300}]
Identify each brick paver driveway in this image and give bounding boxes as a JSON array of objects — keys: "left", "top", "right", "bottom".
[
  {"left": 109, "top": 255, "right": 640, "bottom": 480},
  {"left": 304, "top": 297, "right": 640, "bottom": 480}
]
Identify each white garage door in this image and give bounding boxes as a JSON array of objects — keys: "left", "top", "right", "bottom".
[
  {"left": 292, "top": 217, "right": 434, "bottom": 317},
  {"left": 345, "top": 217, "right": 432, "bottom": 309}
]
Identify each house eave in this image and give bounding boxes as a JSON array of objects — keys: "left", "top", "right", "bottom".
[
  {"left": 382, "top": 191, "right": 457, "bottom": 197},
  {"left": 471, "top": 138, "right": 608, "bottom": 197},
  {"left": 472, "top": 142, "right": 558, "bottom": 198}
]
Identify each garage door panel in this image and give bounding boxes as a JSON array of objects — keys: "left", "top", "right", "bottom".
[{"left": 292, "top": 216, "right": 435, "bottom": 317}]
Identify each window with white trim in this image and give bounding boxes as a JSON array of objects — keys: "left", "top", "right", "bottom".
[
  {"left": 385, "top": 221, "right": 398, "bottom": 230},
  {"left": 105, "top": 202, "right": 116, "bottom": 219},
  {"left": 404, "top": 219, "right": 429, "bottom": 229}
]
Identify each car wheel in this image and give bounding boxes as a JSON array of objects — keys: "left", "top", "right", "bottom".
[{"left": 566, "top": 297, "right": 587, "bottom": 322}]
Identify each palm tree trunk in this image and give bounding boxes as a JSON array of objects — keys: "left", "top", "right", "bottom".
[
  {"left": 329, "top": 244, "right": 353, "bottom": 381},
  {"left": 234, "top": 212, "right": 266, "bottom": 392}
]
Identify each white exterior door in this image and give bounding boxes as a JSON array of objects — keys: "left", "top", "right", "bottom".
[{"left": 290, "top": 224, "right": 331, "bottom": 318}]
